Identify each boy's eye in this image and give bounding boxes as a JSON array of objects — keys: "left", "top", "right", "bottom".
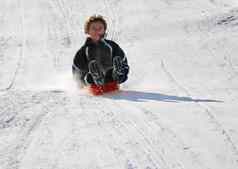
[{"left": 91, "top": 26, "right": 104, "bottom": 31}]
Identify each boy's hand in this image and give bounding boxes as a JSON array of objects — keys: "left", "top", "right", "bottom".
[
  {"left": 112, "top": 56, "right": 129, "bottom": 84},
  {"left": 113, "top": 56, "right": 128, "bottom": 75},
  {"left": 88, "top": 60, "right": 104, "bottom": 85}
]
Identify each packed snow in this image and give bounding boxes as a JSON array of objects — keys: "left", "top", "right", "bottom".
[{"left": 0, "top": 0, "right": 238, "bottom": 169}]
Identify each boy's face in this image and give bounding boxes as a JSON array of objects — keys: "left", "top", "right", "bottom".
[{"left": 88, "top": 21, "right": 105, "bottom": 42}]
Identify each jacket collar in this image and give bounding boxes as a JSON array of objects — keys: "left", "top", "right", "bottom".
[{"left": 85, "top": 37, "right": 106, "bottom": 46}]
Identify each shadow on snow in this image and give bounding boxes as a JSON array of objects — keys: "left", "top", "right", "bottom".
[{"left": 105, "top": 90, "right": 223, "bottom": 103}]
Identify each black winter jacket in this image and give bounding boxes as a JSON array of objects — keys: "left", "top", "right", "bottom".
[{"left": 72, "top": 37, "right": 129, "bottom": 85}]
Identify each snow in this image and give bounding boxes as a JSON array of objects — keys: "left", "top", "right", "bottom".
[{"left": 0, "top": 0, "right": 238, "bottom": 169}]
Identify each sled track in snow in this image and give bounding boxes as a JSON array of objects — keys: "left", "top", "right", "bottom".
[
  {"left": 13, "top": 107, "right": 50, "bottom": 169},
  {"left": 181, "top": 7, "right": 238, "bottom": 81},
  {"left": 76, "top": 96, "right": 211, "bottom": 169},
  {"left": 0, "top": 92, "right": 51, "bottom": 169},
  {"left": 0, "top": 91, "right": 72, "bottom": 169},
  {"left": 77, "top": 98, "right": 126, "bottom": 168},
  {"left": 109, "top": 101, "right": 183, "bottom": 169},
  {"left": 200, "top": 8, "right": 238, "bottom": 101},
  {"left": 78, "top": 97, "right": 167, "bottom": 169},
  {"left": 204, "top": 9, "right": 238, "bottom": 80},
  {"left": 111, "top": 100, "right": 213, "bottom": 169},
  {"left": 193, "top": 9, "right": 238, "bottom": 102},
  {"left": 161, "top": 59, "right": 238, "bottom": 163},
  {"left": 0, "top": 0, "right": 26, "bottom": 92},
  {"left": 48, "top": 0, "right": 73, "bottom": 69},
  {"left": 204, "top": 34, "right": 238, "bottom": 81},
  {"left": 33, "top": 93, "right": 72, "bottom": 169},
  {"left": 45, "top": 1, "right": 61, "bottom": 69},
  {"left": 51, "top": 0, "right": 73, "bottom": 43},
  {"left": 222, "top": 45, "right": 238, "bottom": 80},
  {"left": 106, "top": 102, "right": 168, "bottom": 169}
]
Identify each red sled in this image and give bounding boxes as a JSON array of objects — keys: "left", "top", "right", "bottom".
[{"left": 88, "top": 81, "right": 119, "bottom": 95}]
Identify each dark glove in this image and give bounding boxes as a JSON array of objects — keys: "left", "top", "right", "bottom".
[
  {"left": 113, "top": 56, "right": 128, "bottom": 75},
  {"left": 112, "top": 56, "right": 129, "bottom": 83},
  {"left": 88, "top": 60, "right": 104, "bottom": 85}
]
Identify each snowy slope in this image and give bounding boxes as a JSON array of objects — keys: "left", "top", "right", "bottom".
[{"left": 0, "top": 0, "right": 238, "bottom": 169}]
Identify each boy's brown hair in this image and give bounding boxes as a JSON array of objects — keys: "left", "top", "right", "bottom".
[{"left": 84, "top": 15, "right": 107, "bottom": 34}]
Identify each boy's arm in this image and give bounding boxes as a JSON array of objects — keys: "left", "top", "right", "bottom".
[
  {"left": 72, "top": 47, "right": 89, "bottom": 85},
  {"left": 111, "top": 41, "right": 129, "bottom": 83},
  {"left": 113, "top": 42, "right": 129, "bottom": 74}
]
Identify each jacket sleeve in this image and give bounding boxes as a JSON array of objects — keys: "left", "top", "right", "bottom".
[{"left": 72, "top": 46, "right": 89, "bottom": 85}]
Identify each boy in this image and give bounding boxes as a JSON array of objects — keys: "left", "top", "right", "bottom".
[{"left": 72, "top": 15, "right": 129, "bottom": 95}]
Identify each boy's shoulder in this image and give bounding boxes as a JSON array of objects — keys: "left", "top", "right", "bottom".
[
  {"left": 103, "top": 39, "right": 119, "bottom": 47},
  {"left": 75, "top": 44, "right": 87, "bottom": 57}
]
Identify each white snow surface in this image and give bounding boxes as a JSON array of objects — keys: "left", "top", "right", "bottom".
[{"left": 0, "top": 0, "right": 238, "bottom": 169}]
